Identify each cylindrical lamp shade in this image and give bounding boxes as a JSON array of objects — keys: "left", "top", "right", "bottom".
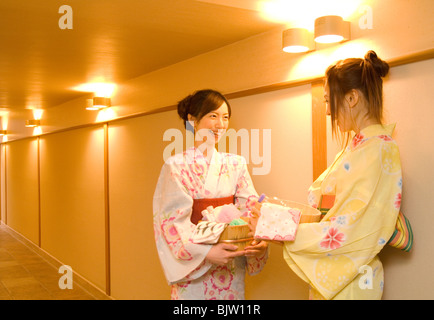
[
  {"left": 86, "top": 97, "right": 112, "bottom": 110},
  {"left": 314, "top": 15, "right": 350, "bottom": 44},
  {"left": 282, "top": 28, "right": 314, "bottom": 53},
  {"left": 93, "top": 97, "right": 111, "bottom": 108},
  {"left": 25, "top": 119, "right": 40, "bottom": 127}
]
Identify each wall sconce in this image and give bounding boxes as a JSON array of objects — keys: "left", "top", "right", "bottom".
[
  {"left": 25, "top": 119, "right": 41, "bottom": 127},
  {"left": 282, "top": 28, "right": 314, "bottom": 53},
  {"left": 86, "top": 97, "right": 111, "bottom": 110},
  {"left": 314, "top": 15, "right": 350, "bottom": 44},
  {"left": 0, "top": 130, "right": 7, "bottom": 136}
]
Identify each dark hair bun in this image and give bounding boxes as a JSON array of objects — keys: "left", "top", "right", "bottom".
[
  {"left": 177, "top": 94, "right": 193, "bottom": 121},
  {"left": 364, "top": 50, "right": 389, "bottom": 78}
]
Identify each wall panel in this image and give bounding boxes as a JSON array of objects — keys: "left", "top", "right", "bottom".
[
  {"left": 379, "top": 58, "right": 434, "bottom": 299},
  {"left": 229, "top": 84, "right": 312, "bottom": 299},
  {"left": 108, "top": 111, "right": 182, "bottom": 299},
  {"left": 5, "top": 138, "right": 39, "bottom": 244},
  {"left": 39, "top": 126, "right": 106, "bottom": 291},
  {"left": 1, "top": 145, "right": 6, "bottom": 223}
]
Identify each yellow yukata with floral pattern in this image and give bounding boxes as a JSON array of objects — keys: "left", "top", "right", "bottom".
[{"left": 283, "top": 124, "right": 402, "bottom": 300}]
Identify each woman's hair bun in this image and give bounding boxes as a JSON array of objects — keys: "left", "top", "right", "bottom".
[
  {"left": 177, "top": 94, "right": 193, "bottom": 120},
  {"left": 364, "top": 50, "right": 389, "bottom": 78}
]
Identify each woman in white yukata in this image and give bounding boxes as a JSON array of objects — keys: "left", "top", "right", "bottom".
[{"left": 153, "top": 89, "right": 268, "bottom": 300}]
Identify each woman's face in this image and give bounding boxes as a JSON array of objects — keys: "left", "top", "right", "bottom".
[{"left": 193, "top": 102, "right": 229, "bottom": 145}]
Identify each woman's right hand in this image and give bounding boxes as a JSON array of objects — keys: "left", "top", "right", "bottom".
[{"left": 205, "top": 243, "right": 245, "bottom": 266}]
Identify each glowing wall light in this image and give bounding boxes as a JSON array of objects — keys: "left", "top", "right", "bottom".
[
  {"left": 259, "top": 0, "right": 361, "bottom": 27},
  {"left": 282, "top": 28, "right": 314, "bottom": 53},
  {"left": 33, "top": 109, "right": 44, "bottom": 120},
  {"left": 86, "top": 97, "right": 111, "bottom": 111},
  {"left": 96, "top": 107, "right": 117, "bottom": 122},
  {"left": 314, "top": 15, "right": 350, "bottom": 44},
  {"left": 25, "top": 119, "right": 41, "bottom": 127},
  {"left": 72, "top": 82, "right": 117, "bottom": 98}
]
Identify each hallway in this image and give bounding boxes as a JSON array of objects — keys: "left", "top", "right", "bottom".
[{"left": 0, "top": 224, "right": 103, "bottom": 300}]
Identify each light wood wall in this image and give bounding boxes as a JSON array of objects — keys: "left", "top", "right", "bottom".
[{"left": 39, "top": 127, "right": 107, "bottom": 291}]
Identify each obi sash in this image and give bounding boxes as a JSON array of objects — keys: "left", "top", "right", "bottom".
[
  {"left": 191, "top": 195, "right": 235, "bottom": 225},
  {"left": 318, "top": 194, "right": 335, "bottom": 216},
  {"left": 319, "top": 194, "right": 413, "bottom": 252}
]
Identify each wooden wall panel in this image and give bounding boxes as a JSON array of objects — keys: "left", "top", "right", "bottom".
[
  {"left": 378, "top": 59, "right": 434, "bottom": 299},
  {"left": 311, "top": 81, "right": 327, "bottom": 181},
  {"left": 39, "top": 126, "right": 106, "bottom": 291},
  {"left": 228, "top": 85, "right": 313, "bottom": 299},
  {"left": 1, "top": 145, "right": 6, "bottom": 224},
  {"left": 108, "top": 111, "right": 182, "bottom": 299},
  {"left": 5, "top": 139, "right": 39, "bottom": 244}
]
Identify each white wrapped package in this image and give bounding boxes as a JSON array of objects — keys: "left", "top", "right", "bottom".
[{"left": 254, "top": 203, "right": 301, "bottom": 241}]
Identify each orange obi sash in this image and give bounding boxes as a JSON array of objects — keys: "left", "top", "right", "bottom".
[{"left": 191, "top": 195, "right": 235, "bottom": 225}]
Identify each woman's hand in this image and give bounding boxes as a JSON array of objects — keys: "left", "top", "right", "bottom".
[
  {"left": 244, "top": 240, "right": 268, "bottom": 258},
  {"left": 205, "top": 243, "right": 245, "bottom": 266},
  {"left": 248, "top": 203, "right": 261, "bottom": 237}
]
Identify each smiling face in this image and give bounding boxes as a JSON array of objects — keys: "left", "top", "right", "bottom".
[{"left": 189, "top": 102, "right": 229, "bottom": 146}]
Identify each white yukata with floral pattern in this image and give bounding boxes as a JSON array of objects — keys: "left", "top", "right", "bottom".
[
  {"left": 283, "top": 124, "right": 402, "bottom": 300},
  {"left": 153, "top": 147, "right": 266, "bottom": 300}
]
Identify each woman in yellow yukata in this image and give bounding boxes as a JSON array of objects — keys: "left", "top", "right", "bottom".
[
  {"left": 271, "top": 51, "right": 401, "bottom": 300},
  {"left": 153, "top": 89, "right": 268, "bottom": 300}
]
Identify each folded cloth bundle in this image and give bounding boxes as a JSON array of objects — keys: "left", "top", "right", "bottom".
[
  {"left": 254, "top": 203, "right": 301, "bottom": 241},
  {"left": 191, "top": 221, "right": 228, "bottom": 244}
]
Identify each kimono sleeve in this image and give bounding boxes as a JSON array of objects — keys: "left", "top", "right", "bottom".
[
  {"left": 233, "top": 156, "right": 259, "bottom": 214},
  {"left": 283, "top": 137, "right": 402, "bottom": 299},
  {"left": 231, "top": 156, "right": 268, "bottom": 274},
  {"left": 153, "top": 161, "right": 212, "bottom": 284}
]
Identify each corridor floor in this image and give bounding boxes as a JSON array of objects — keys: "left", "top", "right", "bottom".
[{"left": 0, "top": 224, "right": 100, "bottom": 300}]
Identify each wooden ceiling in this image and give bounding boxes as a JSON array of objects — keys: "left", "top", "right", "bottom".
[{"left": 0, "top": 0, "right": 281, "bottom": 111}]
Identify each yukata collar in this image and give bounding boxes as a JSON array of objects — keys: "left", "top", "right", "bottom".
[
  {"left": 358, "top": 123, "right": 396, "bottom": 139},
  {"left": 350, "top": 123, "right": 396, "bottom": 149},
  {"left": 186, "top": 146, "right": 218, "bottom": 163}
]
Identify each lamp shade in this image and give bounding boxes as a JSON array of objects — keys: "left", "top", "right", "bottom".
[
  {"left": 282, "top": 28, "right": 314, "bottom": 53},
  {"left": 314, "top": 15, "right": 350, "bottom": 44},
  {"left": 25, "top": 119, "right": 40, "bottom": 127},
  {"left": 87, "top": 97, "right": 111, "bottom": 110},
  {"left": 93, "top": 97, "right": 111, "bottom": 108}
]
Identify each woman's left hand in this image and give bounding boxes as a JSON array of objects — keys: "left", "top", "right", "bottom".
[
  {"left": 247, "top": 203, "right": 261, "bottom": 237},
  {"left": 244, "top": 240, "right": 268, "bottom": 258}
]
